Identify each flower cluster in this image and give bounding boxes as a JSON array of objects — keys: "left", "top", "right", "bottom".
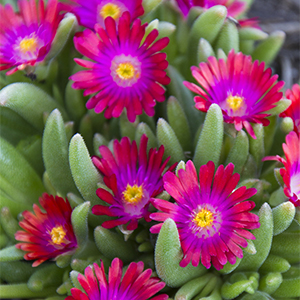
[{"left": 1, "top": 0, "right": 299, "bottom": 299}]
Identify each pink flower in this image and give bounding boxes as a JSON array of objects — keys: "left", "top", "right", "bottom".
[
  {"left": 67, "top": 0, "right": 144, "bottom": 29},
  {"left": 150, "top": 160, "right": 260, "bottom": 270},
  {"left": 70, "top": 12, "right": 170, "bottom": 122},
  {"left": 92, "top": 135, "right": 176, "bottom": 230},
  {"left": 184, "top": 50, "right": 284, "bottom": 139},
  {"left": 0, "top": 0, "right": 63, "bottom": 75},
  {"left": 263, "top": 131, "right": 300, "bottom": 207},
  {"left": 280, "top": 84, "right": 300, "bottom": 134},
  {"left": 15, "top": 193, "right": 77, "bottom": 267},
  {"left": 65, "top": 258, "right": 168, "bottom": 300}
]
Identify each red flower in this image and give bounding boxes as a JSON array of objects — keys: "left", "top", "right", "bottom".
[
  {"left": 151, "top": 161, "right": 260, "bottom": 270},
  {"left": 15, "top": 193, "right": 77, "bottom": 267},
  {"left": 66, "top": 258, "right": 168, "bottom": 300},
  {"left": 184, "top": 50, "right": 284, "bottom": 139},
  {"left": 280, "top": 84, "right": 300, "bottom": 134},
  {"left": 263, "top": 131, "right": 300, "bottom": 207},
  {"left": 92, "top": 135, "right": 176, "bottom": 230}
]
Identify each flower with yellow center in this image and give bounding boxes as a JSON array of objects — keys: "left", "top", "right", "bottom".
[
  {"left": 116, "top": 62, "right": 137, "bottom": 80},
  {"left": 100, "top": 3, "right": 121, "bottom": 20},
  {"left": 226, "top": 94, "right": 244, "bottom": 111},
  {"left": 193, "top": 208, "right": 214, "bottom": 228},
  {"left": 50, "top": 225, "right": 67, "bottom": 245},
  {"left": 123, "top": 184, "right": 143, "bottom": 204},
  {"left": 18, "top": 37, "right": 38, "bottom": 54}
]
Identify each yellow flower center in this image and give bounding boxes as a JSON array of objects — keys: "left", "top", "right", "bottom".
[
  {"left": 116, "top": 62, "right": 138, "bottom": 80},
  {"left": 100, "top": 3, "right": 121, "bottom": 19},
  {"left": 193, "top": 208, "right": 214, "bottom": 228},
  {"left": 50, "top": 226, "right": 67, "bottom": 245},
  {"left": 123, "top": 184, "right": 143, "bottom": 204},
  {"left": 19, "top": 37, "right": 38, "bottom": 54},
  {"left": 226, "top": 94, "right": 244, "bottom": 111}
]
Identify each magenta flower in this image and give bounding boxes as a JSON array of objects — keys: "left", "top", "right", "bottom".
[
  {"left": 263, "top": 131, "right": 300, "bottom": 207},
  {"left": 175, "top": 0, "right": 246, "bottom": 18},
  {"left": 0, "top": 0, "right": 62, "bottom": 75},
  {"left": 67, "top": 0, "right": 144, "bottom": 29},
  {"left": 15, "top": 193, "right": 77, "bottom": 267},
  {"left": 279, "top": 84, "right": 300, "bottom": 134},
  {"left": 65, "top": 258, "right": 168, "bottom": 300},
  {"left": 92, "top": 135, "right": 176, "bottom": 231},
  {"left": 150, "top": 160, "right": 260, "bottom": 270},
  {"left": 184, "top": 50, "right": 284, "bottom": 139},
  {"left": 70, "top": 12, "right": 170, "bottom": 122}
]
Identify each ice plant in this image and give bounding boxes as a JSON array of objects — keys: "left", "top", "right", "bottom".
[
  {"left": 15, "top": 193, "right": 77, "bottom": 267},
  {"left": 67, "top": 0, "right": 144, "bottom": 29},
  {"left": 92, "top": 134, "right": 176, "bottom": 230},
  {"left": 279, "top": 83, "right": 300, "bottom": 134},
  {"left": 175, "top": 0, "right": 246, "bottom": 18},
  {"left": 65, "top": 257, "right": 168, "bottom": 300},
  {"left": 184, "top": 50, "right": 284, "bottom": 139},
  {"left": 70, "top": 11, "right": 170, "bottom": 122},
  {"left": 263, "top": 131, "right": 300, "bottom": 207},
  {"left": 0, "top": 0, "right": 62, "bottom": 75},
  {"left": 150, "top": 160, "right": 260, "bottom": 270}
]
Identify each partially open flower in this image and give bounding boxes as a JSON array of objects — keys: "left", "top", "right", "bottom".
[
  {"left": 279, "top": 84, "right": 300, "bottom": 134},
  {"left": 0, "top": 0, "right": 63, "bottom": 75},
  {"left": 150, "top": 160, "right": 260, "bottom": 270},
  {"left": 66, "top": 258, "right": 168, "bottom": 300},
  {"left": 67, "top": 0, "right": 144, "bottom": 29},
  {"left": 263, "top": 131, "right": 300, "bottom": 207},
  {"left": 92, "top": 134, "right": 176, "bottom": 230},
  {"left": 184, "top": 50, "right": 284, "bottom": 139},
  {"left": 15, "top": 193, "right": 77, "bottom": 267},
  {"left": 70, "top": 11, "right": 170, "bottom": 122}
]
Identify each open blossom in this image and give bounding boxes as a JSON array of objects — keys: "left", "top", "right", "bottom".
[
  {"left": 184, "top": 50, "right": 284, "bottom": 139},
  {"left": 15, "top": 193, "right": 77, "bottom": 267},
  {"left": 175, "top": 0, "right": 246, "bottom": 18},
  {"left": 263, "top": 131, "right": 300, "bottom": 207},
  {"left": 67, "top": 0, "right": 144, "bottom": 29},
  {"left": 91, "top": 135, "right": 176, "bottom": 231},
  {"left": 150, "top": 160, "right": 260, "bottom": 270},
  {"left": 65, "top": 258, "right": 168, "bottom": 300},
  {"left": 70, "top": 11, "right": 170, "bottom": 122},
  {"left": 0, "top": 0, "right": 62, "bottom": 75},
  {"left": 279, "top": 84, "right": 300, "bottom": 134}
]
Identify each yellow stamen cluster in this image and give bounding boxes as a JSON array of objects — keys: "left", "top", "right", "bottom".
[
  {"left": 116, "top": 62, "right": 137, "bottom": 80},
  {"left": 226, "top": 94, "right": 244, "bottom": 111},
  {"left": 123, "top": 184, "right": 143, "bottom": 204},
  {"left": 100, "top": 3, "right": 121, "bottom": 19},
  {"left": 50, "top": 226, "right": 67, "bottom": 245},
  {"left": 19, "top": 37, "right": 38, "bottom": 54},
  {"left": 193, "top": 208, "right": 214, "bottom": 228}
]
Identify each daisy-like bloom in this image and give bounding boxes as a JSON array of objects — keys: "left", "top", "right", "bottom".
[
  {"left": 0, "top": 0, "right": 62, "bottom": 75},
  {"left": 150, "top": 160, "right": 260, "bottom": 270},
  {"left": 262, "top": 131, "right": 300, "bottom": 207},
  {"left": 65, "top": 258, "right": 168, "bottom": 300},
  {"left": 67, "top": 0, "right": 144, "bottom": 30},
  {"left": 279, "top": 84, "right": 300, "bottom": 134},
  {"left": 176, "top": 0, "right": 246, "bottom": 18},
  {"left": 92, "top": 134, "right": 176, "bottom": 230},
  {"left": 70, "top": 12, "right": 170, "bottom": 122},
  {"left": 184, "top": 50, "right": 284, "bottom": 139},
  {"left": 15, "top": 193, "right": 77, "bottom": 267}
]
